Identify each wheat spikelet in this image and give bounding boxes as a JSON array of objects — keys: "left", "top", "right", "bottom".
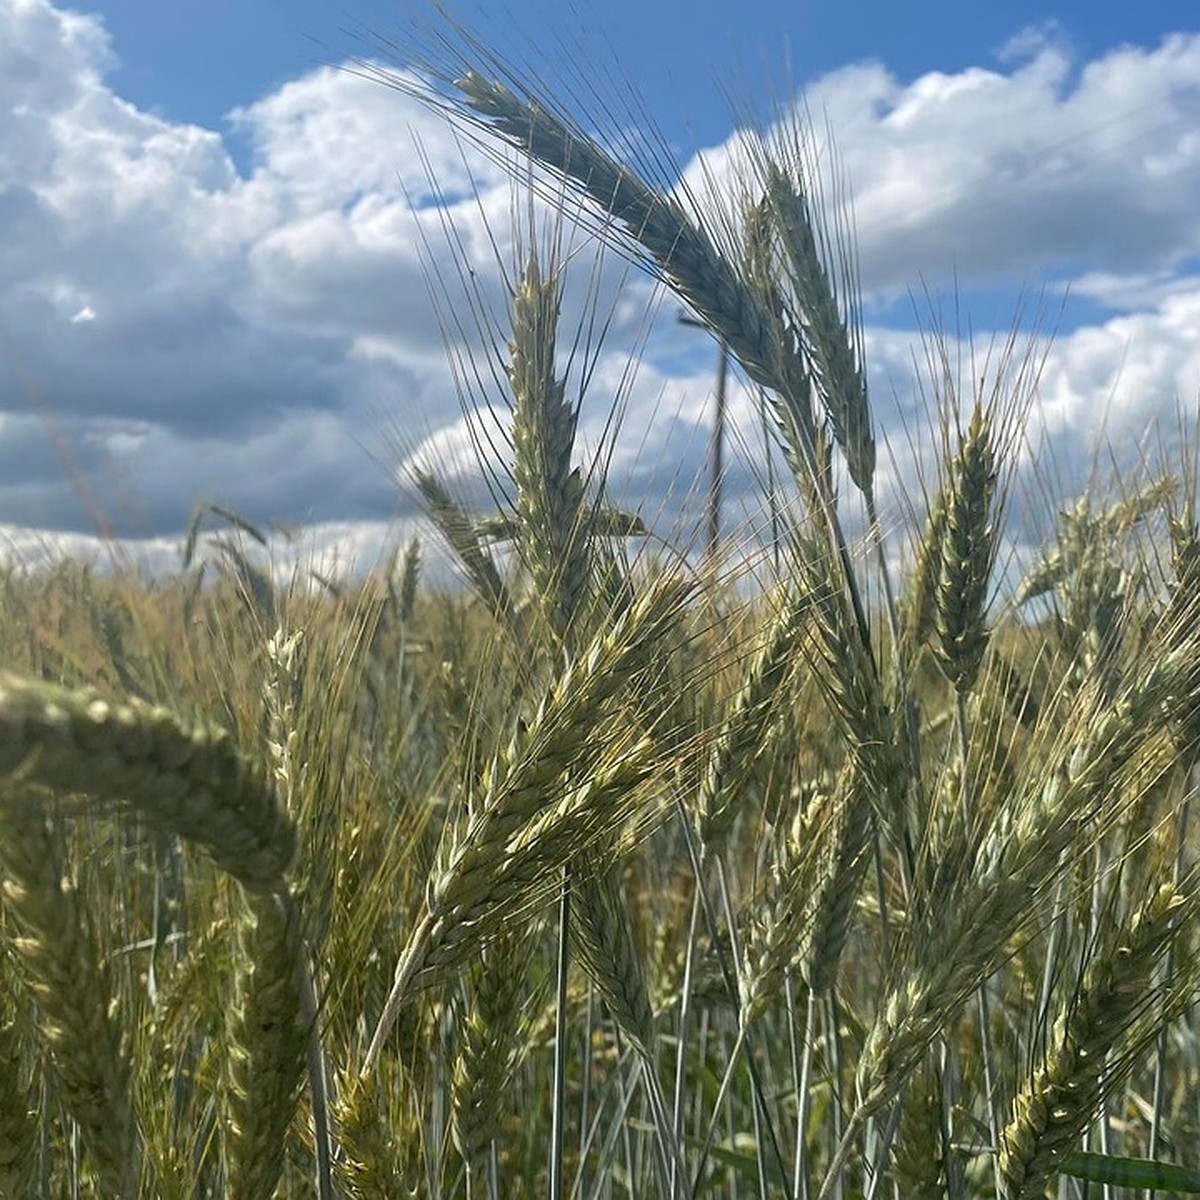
[
  {"left": 509, "top": 250, "right": 590, "bottom": 637},
  {"left": 227, "top": 888, "right": 307, "bottom": 1200},
  {"left": 450, "top": 929, "right": 536, "bottom": 1183},
  {"left": 764, "top": 163, "right": 875, "bottom": 496},
  {"left": 997, "top": 883, "right": 1190, "bottom": 1200},
  {"left": 0, "top": 672, "right": 295, "bottom": 889},
  {"left": 932, "top": 403, "right": 997, "bottom": 694},
  {"left": 0, "top": 800, "right": 135, "bottom": 1197},
  {"left": 699, "top": 582, "right": 810, "bottom": 848}
]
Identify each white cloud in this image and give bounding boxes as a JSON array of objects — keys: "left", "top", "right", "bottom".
[
  {"left": 0, "top": 0, "right": 1198, "bottom": 585},
  {"left": 677, "top": 33, "right": 1200, "bottom": 295}
]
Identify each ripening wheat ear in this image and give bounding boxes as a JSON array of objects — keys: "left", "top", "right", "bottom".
[
  {"left": 763, "top": 161, "right": 875, "bottom": 498},
  {"left": 931, "top": 403, "right": 998, "bottom": 695},
  {"left": 413, "top": 470, "right": 517, "bottom": 627},
  {"left": 699, "top": 581, "right": 810, "bottom": 850},
  {"left": 0, "top": 797, "right": 135, "bottom": 1198},
  {"left": 508, "top": 249, "right": 591, "bottom": 639},
  {"left": 0, "top": 671, "right": 295, "bottom": 890},
  {"left": 226, "top": 888, "right": 308, "bottom": 1200},
  {"left": 360, "top": 575, "right": 693, "bottom": 1072},
  {"left": 452, "top": 73, "right": 815, "bottom": 431},
  {"left": 451, "top": 928, "right": 539, "bottom": 1188},
  {"left": 997, "top": 883, "right": 1194, "bottom": 1200},
  {"left": 333, "top": 1069, "right": 419, "bottom": 1200}
]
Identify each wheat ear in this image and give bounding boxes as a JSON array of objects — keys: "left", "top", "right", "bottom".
[
  {"left": 333, "top": 1070, "right": 417, "bottom": 1200},
  {"left": 932, "top": 403, "right": 997, "bottom": 694},
  {"left": 455, "top": 73, "right": 813, "bottom": 423},
  {"left": 795, "top": 534, "right": 907, "bottom": 843},
  {"left": 413, "top": 470, "right": 516, "bottom": 625},
  {"left": 451, "top": 929, "right": 537, "bottom": 1186},
  {"left": 396, "top": 535, "right": 422, "bottom": 624},
  {"left": 361, "top": 576, "right": 691, "bottom": 1072},
  {"left": 0, "top": 798, "right": 135, "bottom": 1197},
  {"left": 573, "top": 855, "right": 656, "bottom": 1059},
  {"left": 889, "top": 1056, "right": 948, "bottom": 1199},
  {"left": 765, "top": 162, "right": 875, "bottom": 496},
  {"left": 699, "top": 582, "right": 810, "bottom": 849},
  {"left": 997, "top": 883, "right": 1191, "bottom": 1200},
  {"left": 227, "top": 887, "right": 307, "bottom": 1200},
  {"left": 798, "top": 765, "right": 875, "bottom": 997},
  {"left": 0, "top": 672, "right": 295, "bottom": 890},
  {"left": 509, "top": 250, "right": 590, "bottom": 638}
]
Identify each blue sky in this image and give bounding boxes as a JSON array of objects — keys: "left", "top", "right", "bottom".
[
  {"left": 1, "top": 0, "right": 1199, "bottom": 576},
  {"left": 82, "top": 0, "right": 1198, "bottom": 164}
]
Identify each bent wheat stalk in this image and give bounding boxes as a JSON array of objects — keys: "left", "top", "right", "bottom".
[{"left": 0, "top": 672, "right": 295, "bottom": 890}]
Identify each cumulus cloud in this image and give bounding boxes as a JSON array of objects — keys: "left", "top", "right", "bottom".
[
  {"left": 0, "top": 0, "right": 1198, "bottom": 585},
  {"left": 678, "top": 31, "right": 1200, "bottom": 299}
]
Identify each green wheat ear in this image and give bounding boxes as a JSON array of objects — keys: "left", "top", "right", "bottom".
[
  {"left": 932, "top": 403, "right": 997, "bottom": 694},
  {"left": 997, "top": 883, "right": 1193, "bottom": 1200},
  {"left": 0, "top": 671, "right": 295, "bottom": 889},
  {"left": 0, "top": 799, "right": 135, "bottom": 1198}
]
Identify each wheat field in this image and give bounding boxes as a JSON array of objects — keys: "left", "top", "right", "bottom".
[{"left": 2, "top": 27, "right": 1200, "bottom": 1200}]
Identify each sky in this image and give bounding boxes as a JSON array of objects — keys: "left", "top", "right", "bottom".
[{"left": 1, "top": 0, "right": 1199, "bottom": 580}]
